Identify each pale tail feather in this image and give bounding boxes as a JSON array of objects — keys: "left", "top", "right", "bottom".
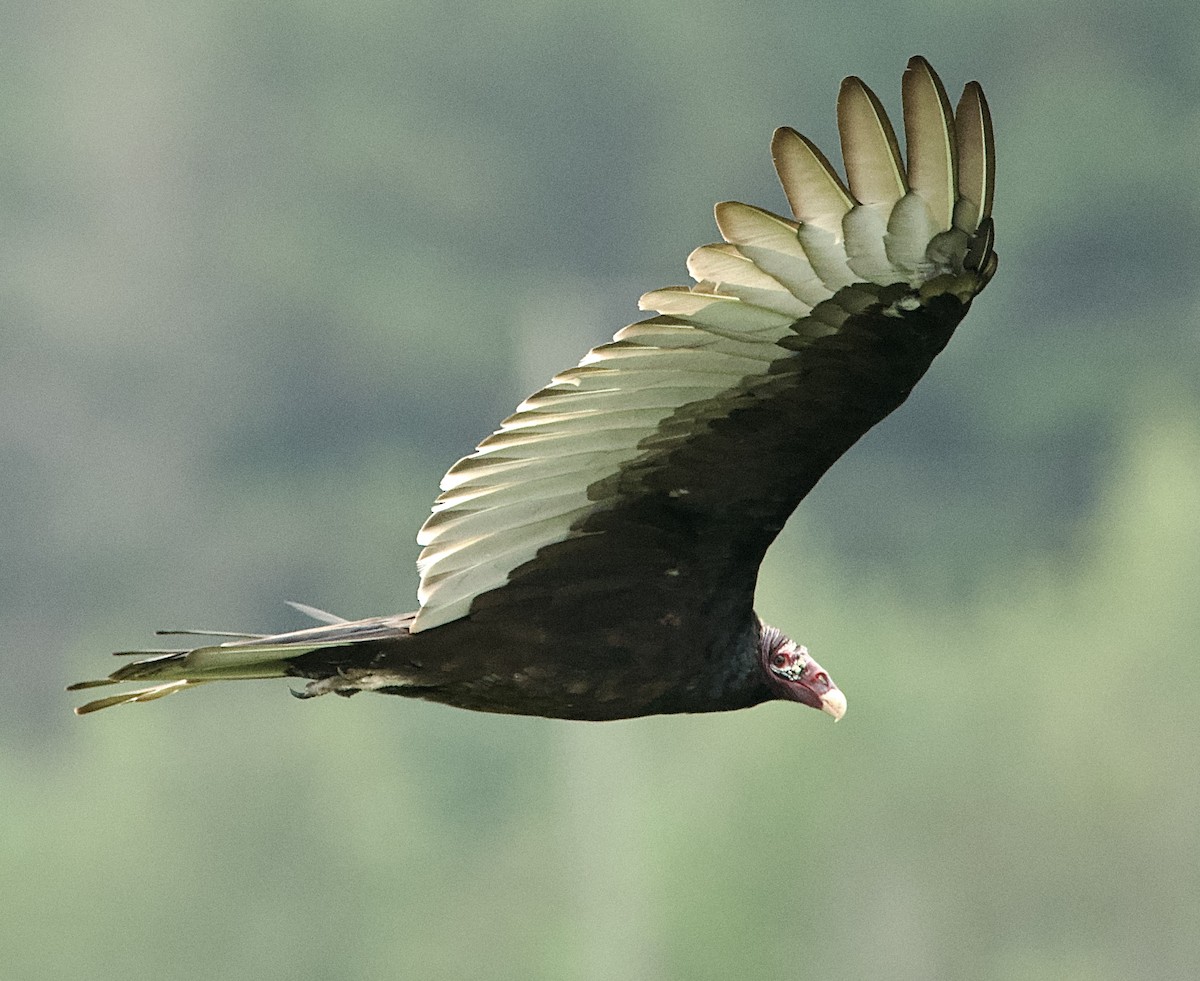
[{"left": 69, "top": 608, "right": 413, "bottom": 715}]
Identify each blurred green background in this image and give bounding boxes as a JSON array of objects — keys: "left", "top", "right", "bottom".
[{"left": 5, "top": 0, "right": 1200, "bottom": 978}]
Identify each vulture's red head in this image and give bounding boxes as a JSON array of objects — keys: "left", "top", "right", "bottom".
[{"left": 762, "top": 634, "right": 846, "bottom": 721}]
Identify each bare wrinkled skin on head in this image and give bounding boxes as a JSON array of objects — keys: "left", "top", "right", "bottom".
[{"left": 762, "top": 634, "right": 846, "bottom": 721}]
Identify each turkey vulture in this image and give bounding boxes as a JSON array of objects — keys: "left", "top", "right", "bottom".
[{"left": 70, "top": 57, "right": 995, "bottom": 722}]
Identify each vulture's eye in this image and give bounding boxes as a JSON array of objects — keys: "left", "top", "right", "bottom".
[{"left": 771, "top": 653, "right": 787, "bottom": 670}]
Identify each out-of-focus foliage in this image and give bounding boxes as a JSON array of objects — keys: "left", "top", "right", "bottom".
[{"left": 4, "top": 0, "right": 1200, "bottom": 978}]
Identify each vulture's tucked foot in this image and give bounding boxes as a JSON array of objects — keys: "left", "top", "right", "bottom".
[{"left": 290, "top": 668, "right": 419, "bottom": 701}]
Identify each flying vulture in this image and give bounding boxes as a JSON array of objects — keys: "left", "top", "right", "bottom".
[{"left": 70, "top": 57, "right": 996, "bottom": 722}]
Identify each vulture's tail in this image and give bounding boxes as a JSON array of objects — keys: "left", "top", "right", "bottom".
[{"left": 67, "top": 604, "right": 412, "bottom": 715}]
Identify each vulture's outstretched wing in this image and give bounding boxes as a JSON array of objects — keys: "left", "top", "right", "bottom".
[{"left": 411, "top": 57, "right": 995, "bottom": 635}]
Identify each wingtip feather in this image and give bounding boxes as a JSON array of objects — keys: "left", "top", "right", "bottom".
[
  {"left": 902, "top": 55, "right": 956, "bottom": 231},
  {"left": 837, "top": 75, "right": 906, "bottom": 206},
  {"left": 770, "top": 127, "right": 852, "bottom": 234},
  {"left": 953, "top": 80, "right": 995, "bottom": 232}
]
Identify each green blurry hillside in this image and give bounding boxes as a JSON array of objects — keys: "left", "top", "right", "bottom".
[{"left": 4, "top": 1, "right": 1200, "bottom": 978}]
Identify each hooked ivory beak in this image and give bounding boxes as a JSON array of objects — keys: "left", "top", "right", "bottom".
[{"left": 819, "top": 686, "right": 847, "bottom": 722}]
